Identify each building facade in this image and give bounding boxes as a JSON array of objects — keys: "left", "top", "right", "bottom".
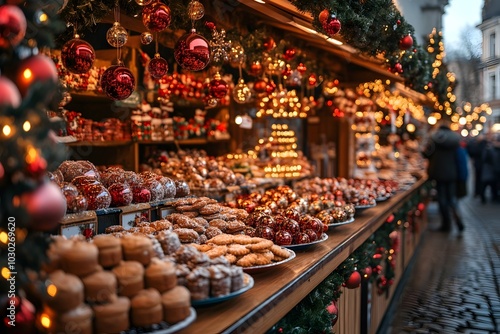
[
  {"left": 394, "top": 0, "right": 449, "bottom": 46},
  {"left": 478, "top": 0, "right": 500, "bottom": 132}
]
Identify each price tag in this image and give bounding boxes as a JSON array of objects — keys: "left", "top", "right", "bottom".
[{"left": 240, "top": 115, "right": 253, "bottom": 129}]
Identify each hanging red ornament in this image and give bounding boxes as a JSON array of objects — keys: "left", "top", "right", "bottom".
[
  {"left": 362, "top": 266, "right": 372, "bottom": 280},
  {"left": 396, "top": 19, "right": 401, "bottom": 25},
  {"left": 142, "top": 2, "right": 171, "bottom": 32},
  {"left": 100, "top": 65, "right": 135, "bottom": 100},
  {"left": 297, "top": 62, "right": 307, "bottom": 75},
  {"left": 208, "top": 72, "right": 228, "bottom": 99},
  {"left": 0, "top": 76, "right": 21, "bottom": 108},
  {"left": 266, "top": 80, "right": 276, "bottom": 94},
  {"left": 281, "top": 64, "right": 292, "bottom": 77},
  {"left": 319, "top": 9, "right": 330, "bottom": 25},
  {"left": 0, "top": 5, "right": 27, "bottom": 49},
  {"left": 148, "top": 53, "right": 168, "bottom": 79},
  {"left": 13, "top": 54, "right": 58, "bottom": 97},
  {"left": 343, "top": 270, "right": 362, "bottom": 289},
  {"left": 250, "top": 61, "right": 263, "bottom": 76},
  {"left": 61, "top": 35, "right": 95, "bottom": 74},
  {"left": 323, "top": 15, "right": 341, "bottom": 36},
  {"left": 253, "top": 78, "right": 268, "bottom": 94},
  {"left": 1, "top": 296, "right": 36, "bottom": 334},
  {"left": 326, "top": 300, "right": 339, "bottom": 326},
  {"left": 283, "top": 47, "right": 296, "bottom": 61},
  {"left": 174, "top": 30, "right": 210, "bottom": 71},
  {"left": 263, "top": 36, "right": 276, "bottom": 51},
  {"left": 19, "top": 181, "right": 66, "bottom": 231},
  {"left": 205, "top": 21, "right": 216, "bottom": 30},
  {"left": 399, "top": 34, "right": 413, "bottom": 50}
]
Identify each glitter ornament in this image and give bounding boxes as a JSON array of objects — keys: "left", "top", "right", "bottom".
[
  {"left": 174, "top": 30, "right": 210, "bottom": 71},
  {"left": 61, "top": 35, "right": 95, "bottom": 74},
  {"left": 140, "top": 31, "right": 153, "bottom": 45},
  {"left": 0, "top": 5, "right": 27, "bottom": 48},
  {"left": 253, "top": 79, "right": 267, "bottom": 94},
  {"left": 210, "top": 27, "right": 231, "bottom": 65},
  {"left": 323, "top": 15, "right": 341, "bottom": 36},
  {"left": 100, "top": 65, "right": 135, "bottom": 100},
  {"left": 135, "top": 0, "right": 153, "bottom": 5},
  {"left": 13, "top": 54, "right": 58, "bottom": 97},
  {"left": 106, "top": 22, "right": 128, "bottom": 48},
  {"left": 187, "top": 1, "right": 205, "bottom": 21},
  {"left": 148, "top": 53, "right": 168, "bottom": 79},
  {"left": 142, "top": 2, "right": 171, "bottom": 32},
  {"left": 229, "top": 43, "right": 246, "bottom": 68},
  {"left": 206, "top": 97, "right": 218, "bottom": 108},
  {"left": 209, "top": 72, "right": 228, "bottom": 99},
  {"left": 232, "top": 78, "right": 251, "bottom": 104}
]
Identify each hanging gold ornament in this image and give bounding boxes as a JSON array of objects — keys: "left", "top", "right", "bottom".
[
  {"left": 232, "top": 78, "right": 252, "bottom": 104},
  {"left": 188, "top": 1, "right": 205, "bottom": 21},
  {"left": 106, "top": 22, "right": 128, "bottom": 48}
]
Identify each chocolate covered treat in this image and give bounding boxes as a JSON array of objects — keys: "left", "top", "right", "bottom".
[
  {"left": 81, "top": 270, "right": 117, "bottom": 303},
  {"left": 93, "top": 296, "right": 130, "bottom": 334},
  {"left": 121, "top": 234, "right": 154, "bottom": 266},
  {"left": 112, "top": 261, "right": 144, "bottom": 298},
  {"left": 60, "top": 240, "right": 100, "bottom": 277},
  {"left": 92, "top": 234, "right": 122, "bottom": 268},
  {"left": 145, "top": 258, "right": 177, "bottom": 293},
  {"left": 45, "top": 270, "right": 84, "bottom": 312}
]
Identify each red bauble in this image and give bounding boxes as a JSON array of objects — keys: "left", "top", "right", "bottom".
[
  {"left": 362, "top": 266, "right": 373, "bottom": 280},
  {"left": 20, "top": 182, "right": 66, "bottom": 231},
  {"left": 0, "top": 76, "right": 21, "bottom": 108},
  {"left": 250, "top": 61, "right": 263, "bottom": 76},
  {"left": 209, "top": 77, "right": 228, "bottom": 99},
  {"left": 1, "top": 297, "right": 36, "bottom": 334},
  {"left": 263, "top": 36, "right": 276, "bottom": 51},
  {"left": 275, "top": 230, "right": 293, "bottom": 245},
  {"left": 61, "top": 37, "right": 95, "bottom": 74},
  {"left": 25, "top": 155, "right": 47, "bottom": 179},
  {"left": 323, "top": 15, "right": 341, "bottom": 36},
  {"left": 133, "top": 187, "right": 151, "bottom": 203},
  {"left": 393, "top": 62, "right": 403, "bottom": 73},
  {"left": 266, "top": 80, "right": 276, "bottom": 94},
  {"left": 148, "top": 54, "right": 168, "bottom": 79},
  {"left": 297, "top": 62, "right": 307, "bottom": 75},
  {"left": 142, "top": 2, "right": 171, "bottom": 32},
  {"left": 13, "top": 54, "right": 58, "bottom": 97},
  {"left": 283, "top": 47, "right": 296, "bottom": 61},
  {"left": 399, "top": 34, "right": 413, "bottom": 50},
  {"left": 344, "top": 271, "right": 362, "bottom": 289},
  {"left": 319, "top": 9, "right": 330, "bottom": 25},
  {"left": 0, "top": 5, "right": 27, "bottom": 49},
  {"left": 174, "top": 31, "right": 210, "bottom": 71},
  {"left": 108, "top": 183, "right": 133, "bottom": 207},
  {"left": 253, "top": 79, "right": 268, "bottom": 93},
  {"left": 308, "top": 74, "right": 317, "bottom": 87},
  {"left": 100, "top": 65, "right": 135, "bottom": 100}
]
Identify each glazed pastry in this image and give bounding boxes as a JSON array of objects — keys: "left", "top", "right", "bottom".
[
  {"left": 45, "top": 270, "right": 84, "bottom": 312},
  {"left": 121, "top": 234, "right": 154, "bottom": 266},
  {"left": 130, "top": 288, "right": 163, "bottom": 327},
  {"left": 161, "top": 285, "right": 191, "bottom": 324},
  {"left": 81, "top": 270, "right": 117, "bottom": 303},
  {"left": 92, "top": 234, "right": 122, "bottom": 268},
  {"left": 93, "top": 296, "right": 130, "bottom": 334},
  {"left": 60, "top": 240, "right": 100, "bottom": 277},
  {"left": 145, "top": 258, "right": 177, "bottom": 293},
  {"left": 112, "top": 261, "right": 144, "bottom": 298}
]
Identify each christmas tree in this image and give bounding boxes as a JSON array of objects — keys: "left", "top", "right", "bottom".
[{"left": 0, "top": 1, "right": 66, "bottom": 332}]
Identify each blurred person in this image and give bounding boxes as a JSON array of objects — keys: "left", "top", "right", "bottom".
[
  {"left": 466, "top": 134, "right": 487, "bottom": 197},
  {"left": 479, "top": 133, "right": 500, "bottom": 203},
  {"left": 422, "top": 119, "right": 464, "bottom": 232}
]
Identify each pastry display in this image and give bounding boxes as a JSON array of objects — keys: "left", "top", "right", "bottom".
[
  {"left": 121, "top": 234, "right": 155, "bottom": 266},
  {"left": 92, "top": 234, "right": 123, "bottom": 268},
  {"left": 45, "top": 270, "right": 84, "bottom": 312},
  {"left": 130, "top": 288, "right": 163, "bottom": 327},
  {"left": 145, "top": 258, "right": 178, "bottom": 293},
  {"left": 81, "top": 270, "right": 117, "bottom": 303},
  {"left": 39, "top": 304, "right": 93, "bottom": 334},
  {"left": 60, "top": 240, "right": 100, "bottom": 277},
  {"left": 112, "top": 261, "right": 145, "bottom": 298}
]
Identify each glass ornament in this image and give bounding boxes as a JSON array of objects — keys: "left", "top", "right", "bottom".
[{"left": 106, "top": 22, "right": 128, "bottom": 48}]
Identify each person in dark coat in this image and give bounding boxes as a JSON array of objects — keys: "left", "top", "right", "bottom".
[
  {"left": 422, "top": 120, "right": 464, "bottom": 232},
  {"left": 479, "top": 136, "right": 499, "bottom": 203},
  {"left": 466, "top": 135, "right": 487, "bottom": 197}
]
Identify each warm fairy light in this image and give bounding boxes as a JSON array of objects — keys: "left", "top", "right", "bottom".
[
  {"left": 2, "top": 125, "right": 12, "bottom": 136},
  {"left": 47, "top": 284, "right": 57, "bottom": 297},
  {"left": 23, "top": 68, "right": 33, "bottom": 80},
  {"left": 23, "top": 121, "right": 31, "bottom": 132},
  {"left": 461, "top": 129, "right": 468, "bottom": 137},
  {"left": 26, "top": 147, "right": 38, "bottom": 164},
  {"left": 40, "top": 314, "right": 51, "bottom": 328},
  {"left": 38, "top": 12, "right": 48, "bottom": 23},
  {"left": 0, "top": 231, "right": 7, "bottom": 244},
  {"left": 480, "top": 116, "right": 487, "bottom": 123},
  {"left": 428, "top": 115, "right": 437, "bottom": 125},
  {"left": 471, "top": 129, "right": 479, "bottom": 136},
  {"left": 1, "top": 267, "right": 11, "bottom": 279},
  {"left": 475, "top": 124, "right": 483, "bottom": 131},
  {"left": 235, "top": 115, "right": 242, "bottom": 125},
  {"left": 406, "top": 123, "right": 416, "bottom": 133}
]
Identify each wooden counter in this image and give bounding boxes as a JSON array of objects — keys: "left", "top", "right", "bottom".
[{"left": 178, "top": 178, "right": 428, "bottom": 334}]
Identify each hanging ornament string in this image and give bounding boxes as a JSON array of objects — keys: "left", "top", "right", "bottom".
[{"left": 115, "top": 5, "right": 122, "bottom": 64}]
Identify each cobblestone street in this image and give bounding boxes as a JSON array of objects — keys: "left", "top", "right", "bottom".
[{"left": 384, "top": 195, "right": 500, "bottom": 334}]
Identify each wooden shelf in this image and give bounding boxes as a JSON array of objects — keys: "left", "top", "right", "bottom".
[{"left": 66, "top": 140, "right": 132, "bottom": 147}]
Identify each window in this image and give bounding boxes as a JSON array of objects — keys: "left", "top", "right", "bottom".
[
  {"left": 490, "top": 33, "right": 496, "bottom": 58},
  {"left": 491, "top": 74, "right": 497, "bottom": 100}
]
